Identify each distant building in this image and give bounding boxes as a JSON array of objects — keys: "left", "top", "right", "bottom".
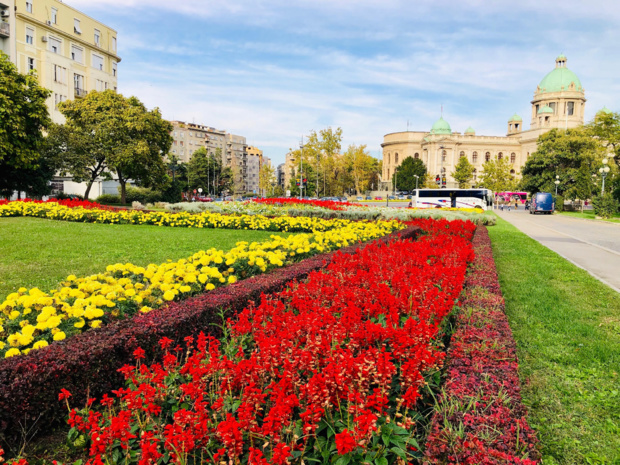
[
  {"left": 276, "top": 163, "right": 285, "bottom": 189},
  {"left": 382, "top": 55, "right": 588, "bottom": 188},
  {"left": 169, "top": 121, "right": 210, "bottom": 163},
  {"left": 245, "top": 145, "right": 262, "bottom": 194},
  {"left": 1, "top": 0, "right": 120, "bottom": 123}
]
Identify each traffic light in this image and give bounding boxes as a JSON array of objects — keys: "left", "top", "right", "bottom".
[
  {"left": 435, "top": 175, "right": 440, "bottom": 185},
  {"left": 442, "top": 177, "right": 446, "bottom": 186}
]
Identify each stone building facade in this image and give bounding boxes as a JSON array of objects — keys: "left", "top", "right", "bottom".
[{"left": 381, "top": 55, "right": 587, "bottom": 188}]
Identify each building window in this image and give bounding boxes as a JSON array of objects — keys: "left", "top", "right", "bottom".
[
  {"left": 460, "top": 151, "right": 465, "bottom": 157},
  {"left": 73, "top": 73, "right": 84, "bottom": 93},
  {"left": 395, "top": 153, "right": 399, "bottom": 164},
  {"left": 94, "top": 29, "right": 100, "bottom": 47},
  {"left": 510, "top": 169, "right": 516, "bottom": 176},
  {"left": 535, "top": 104, "right": 540, "bottom": 113},
  {"left": 112, "top": 37, "right": 117, "bottom": 52},
  {"left": 498, "top": 152, "right": 503, "bottom": 160},
  {"left": 26, "top": 1, "right": 32, "bottom": 13},
  {"left": 387, "top": 169, "right": 390, "bottom": 179},
  {"left": 49, "top": 36, "right": 61, "bottom": 54},
  {"left": 95, "top": 79, "right": 106, "bottom": 91},
  {"left": 414, "top": 152, "right": 419, "bottom": 159},
  {"left": 549, "top": 102, "right": 556, "bottom": 114},
  {"left": 112, "top": 62, "right": 117, "bottom": 76},
  {"left": 51, "top": 7, "right": 57, "bottom": 23},
  {"left": 472, "top": 151, "right": 478, "bottom": 162},
  {"left": 567, "top": 101, "right": 574, "bottom": 116},
  {"left": 180, "top": 141, "right": 184, "bottom": 146},
  {"left": 25, "top": 27, "right": 34, "bottom": 45},
  {"left": 74, "top": 18, "right": 82, "bottom": 34},
  {"left": 71, "top": 45, "right": 84, "bottom": 63},
  {"left": 92, "top": 54, "right": 104, "bottom": 71},
  {"left": 485, "top": 152, "right": 491, "bottom": 162},
  {"left": 510, "top": 153, "right": 516, "bottom": 163},
  {"left": 442, "top": 150, "right": 446, "bottom": 162},
  {"left": 27, "top": 57, "right": 34, "bottom": 71},
  {"left": 54, "top": 64, "right": 66, "bottom": 84},
  {"left": 386, "top": 153, "right": 390, "bottom": 164}
]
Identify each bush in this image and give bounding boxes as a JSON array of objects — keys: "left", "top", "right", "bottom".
[
  {"left": 95, "top": 193, "right": 121, "bottom": 204},
  {"left": 52, "top": 192, "right": 84, "bottom": 201},
  {"left": 555, "top": 194, "right": 564, "bottom": 212},
  {"left": 160, "top": 180, "right": 183, "bottom": 203},
  {"left": 592, "top": 193, "right": 619, "bottom": 218},
  {"left": 123, "top": 186, "right": 162, "bottom": 204}
]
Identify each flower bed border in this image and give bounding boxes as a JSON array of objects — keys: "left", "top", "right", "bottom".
[
  {"left": 424, "top": 225, "right": 540, "bottom": 464},
  {"left": 0, "top": 226, "right": 420, "bottom": 447}
]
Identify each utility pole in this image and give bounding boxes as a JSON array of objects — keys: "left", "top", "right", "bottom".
[{"left": 299, "top": 137, "right": 304, "bottom": 200}]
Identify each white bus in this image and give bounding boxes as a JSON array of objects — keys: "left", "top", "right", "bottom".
[{"left": 411, "top": 188, "right": 494, "bottom": 210}]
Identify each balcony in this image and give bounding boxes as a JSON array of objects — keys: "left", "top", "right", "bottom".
[
  {"left": 74, "top": 88, "right": 88, "bottom": 98},
  {"left": 0, "top": 21, "right": 9, "bottom": 38}
]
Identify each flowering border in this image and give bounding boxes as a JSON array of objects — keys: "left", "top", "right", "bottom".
[
  {"left": 0, "top": 226, "right": 420, "bottom": 444},
  {"left": 424, "top": 225, "right": 541, "bottom": 464}
]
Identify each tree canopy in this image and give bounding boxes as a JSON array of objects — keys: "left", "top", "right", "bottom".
[
  {"left": 393, "top": 157, "right": 426, "bottom": 192},
  {"left": 478, "top": 157, "right": 518, "bottom": 193},
  {"left": 58, "top": 90, "right": 173, "bottom": 203},
  {"left": 451, "top": 156, "right": 475, "bottom": 188}
]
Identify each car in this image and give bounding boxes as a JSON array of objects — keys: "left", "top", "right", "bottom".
[
  {"left": 388, "top": 195, "right": 396, "bottom": 200},
  {"left": 530, "top": 192, "right": 554, "bottom": 214},
  {"left": 356, "top": 196, "right": 364, "bottom": 201},
  {"left": 365, "top": 196, "right": 372, "bottom": 200},
  {"left": 397, "top": 195, "right": 405, "bottom": 200},
  {"left": 374, "top": 196, "right": 383, "bottom": 200}
]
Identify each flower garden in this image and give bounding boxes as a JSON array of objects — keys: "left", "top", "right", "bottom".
[{"left": 0, "top": 199, "right": 540, "bottom": 464}]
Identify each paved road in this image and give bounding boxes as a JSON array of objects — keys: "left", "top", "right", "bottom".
[{"left": 495, "top": 207, "right": 620, "bottom": 293}]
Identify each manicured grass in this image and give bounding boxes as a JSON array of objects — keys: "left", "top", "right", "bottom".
[
  {"left": 488, "top": 218, "right": 620, "bottom": 465},
  {"left": 0, "top": 217, "right": 276, "bottom": 301},
  {"left": 559, "top": 210, "right": 620, "bottom": 223}
]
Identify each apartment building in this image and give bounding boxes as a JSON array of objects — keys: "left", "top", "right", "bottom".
[
  {"left": 169, "top": 121, "right": 210, "bottom": 163},
  {"left": 1, "top": 0, "right": 120, "bottom": 123},
  {"left": 245, "top": 145, "right": 262, "bottom": 194}
]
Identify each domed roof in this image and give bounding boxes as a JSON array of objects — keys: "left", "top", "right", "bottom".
[
  {"left": 598, "top": 106, "right": 613, "bottom": 115},
  {"left": 537, "top": 55, "right": 583, "bottom": 93},
  {"left": 508, "top": 113, "right": 522, "bottom": 122},
  {"left": 430, "top": 116, "right": 451, "bottom": 135},
  {"left": 538, "top": 105, "right": 554, "bottom": 114},
  {"left": 465, "top": 126, "right": 475, "bottom": 134}
]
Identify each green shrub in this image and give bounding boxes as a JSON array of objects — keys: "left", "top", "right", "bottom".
[
  {"left": 592, "top": 193, "right": 619, "bottom": 218},
  {"left": 555, "top": 194, "right": 564, "bottom": 212},
  {"left": 123, "top": 186, "right": 162, "bottom": 204},
  {"left": 95, "top": 194, "right": 121, "bottom": 204}
]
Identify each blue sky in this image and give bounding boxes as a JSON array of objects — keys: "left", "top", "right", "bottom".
[{"left": 70, "top": 0, "right": 620, "bottom": 166}]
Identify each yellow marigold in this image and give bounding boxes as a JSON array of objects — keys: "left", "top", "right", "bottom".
[
  {"left": 5, "top": 348, "right": 20, "bottom": 358},
  {"left": 163, "top": 290, "right": 176, "bottom": 301},
  {"left": 74, "top": 318, "right": 86, "bottom": 329},
  {"left": 53, "top": 331, "right": 66, "bottom": 341},
  {"left": 228, "top": 276, "right": 237, "bottom": 284},
  {"left": 206, "top": 283, "right": 215, "bottom": 291},
  {"left": 33, "top": 340, "right": 49, "bottom": 349},
  {"left": 90, "top": 320, "right": 102, "bottom": 328}
]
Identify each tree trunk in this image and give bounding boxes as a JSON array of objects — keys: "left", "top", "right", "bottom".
[
  {"left": 117, "top": 169, "right": 127, "bottom": 204},
  {"left": 84, "top": 181, "right": 93, "bottom": 200}
]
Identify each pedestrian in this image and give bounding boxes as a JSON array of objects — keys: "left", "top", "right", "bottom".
[
  {"left": 515, "top": 200, "right": 518, "bottom": 210},
  {"left": 500, "top": 200, "right": 504, "bottom": 211}
]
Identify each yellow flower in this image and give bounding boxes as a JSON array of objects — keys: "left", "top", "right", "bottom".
[
  {"left": 163, "top": 290, "right": 175, "bottom": 301},
  {"left": 5, "top": 348, "right": 20, "bottom": 358},
  {"left": 206, "top": 283, "right": 215, "bottom": 291},
  {"left": 53, "top": 331, "right": 66, "bottom": 341},
  {"left": 228, "top": 276, "right": 237, "bottom": 284},
  {"left": 90, "top": 320, "right": 102, "bottom": 328},
  {"left": 33, "top": 340, "right": 49, "bottom": 349},
  {"left": 74, "top": 318, "right": 86, "bottom": 329}
]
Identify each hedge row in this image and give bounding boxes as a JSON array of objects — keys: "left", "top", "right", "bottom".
[
  {"left": 0, "top": 226, "right": 420, "bottom": 448},
  {"left": 424, "top": 225, "right": 541, "bottom": 464}
]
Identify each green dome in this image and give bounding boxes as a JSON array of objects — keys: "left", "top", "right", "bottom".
[
  {"left": 538, "top": 105, "right": 554, "bottom": 114},
  {"left": 508, "top": 113, "right": 522, "bottom": 122},
  {"left": 538, "top": 56, "right": 583, "bottom": 93},
  {"left": 465, "top": 126, "right": 475, "bottom": 134},
  {"left": 430, "top": 116, "right": 451, "bottom": 135},
  {"left": 598, "top": 106, "right": 613, "bottom": 115}
]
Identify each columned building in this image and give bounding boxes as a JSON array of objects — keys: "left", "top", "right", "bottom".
[{"left": 382, "top": 55, "right": 587, "bottom": 188}]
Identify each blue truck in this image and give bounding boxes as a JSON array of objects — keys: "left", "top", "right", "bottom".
[{"left": 529, "top": 192, "right": 555, "bottom": 214}]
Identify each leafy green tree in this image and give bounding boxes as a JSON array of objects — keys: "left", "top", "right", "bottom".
[
  {"left": 393, "top": 157, "right": 426, "bottom": 192},
  {"left": 58, "top": 90, "right": 172, "bottom": 204},
  {"left": 343, "top": 144, "right": 381, "bottom": 195},
  {"left": 451, "top": 156, "right": 475, "bottom": 188},
  {"left": 0, "top": 52, "right": 52, "bottom": 197},
  {"left": 258, "top": 163, "right": 276, "bottom": 197},
  {"left": 293, "top": 127, "right": 343, "bottom": 197},
  {"left": 479, "top": 157, "right": 518, "bottom": 193},
  {"left": 520, "top": 128, "right": 603, "bottom": 196},
  {"left": 587, "top": 110, "right": 620, "bottom": 164},
  {"left": 188, "top": 147, "right": 222, "bottom": 195}
]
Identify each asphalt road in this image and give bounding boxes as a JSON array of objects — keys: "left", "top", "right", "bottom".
[{"left": 495, "top": 207, "right": 620, "bottom": 293}]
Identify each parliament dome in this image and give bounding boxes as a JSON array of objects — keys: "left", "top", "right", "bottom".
[
  {"left": 537, "top": 55, "right": 583, "bottom": 93},
  {"left": 430, "top": 116, "right": 451, "bottom": 135}
]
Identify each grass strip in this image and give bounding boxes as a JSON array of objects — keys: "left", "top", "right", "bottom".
[
  {"left": 558, "top": 210, "right": 620, "bottom": 224},
  {"left": 0, "top": 217, "right": 274, "bottom": 301},
  {"left": 488, "top": 216, "right": 620, "bottom": 465}
]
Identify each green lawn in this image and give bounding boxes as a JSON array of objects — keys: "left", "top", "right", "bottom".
[
  {"left": 0, "top": 217, "right": 276, "bottom": 301},
  {"left": 559, "top": 210, "right": 620, "bottom": 224},
  {"left": 488, "top": 218, "right": 620, "bottom": 465}
]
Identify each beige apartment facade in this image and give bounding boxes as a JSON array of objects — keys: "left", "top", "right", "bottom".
[
  {"left": 1, "top": 0, "right": 120, "bottom": 123},
  {"left": 382, "top": 55, "right": 588, "bottom": 188}
]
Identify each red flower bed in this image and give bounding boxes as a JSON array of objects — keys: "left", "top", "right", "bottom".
[
  {"left": 0, "top": 226, "right": 421, "bottom": 450},
  {"left": 0, "top": 198, "right": 109, "bottom": 209},
  {"left": 52, "top": 221, "right": 475, "bottom": 463},
  {"left": 251, "top": 197, "right": 357, "bottom": 210},
  {"left": 424, "top": 226, "right": 541, "bottom": 464}
]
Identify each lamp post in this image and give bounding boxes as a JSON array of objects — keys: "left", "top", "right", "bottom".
[
  {"left": 599, "top": 158, "right": 610, "bottom": 194},
  {"left": 414, "top": 175, "right": 419, "bottom": 190},
  {"left": 554, "top": 175, "right": 560, "bottom": 195}
]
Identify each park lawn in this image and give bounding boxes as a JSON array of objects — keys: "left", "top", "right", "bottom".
[
  {"left": 558, "top": 210, "right": 620, "bottom": 224},
  {"left": 488, "top": 218, "right": 620, "bottom": 465},
  {"left": 0, "top": 216, "right": 275, "bottom": 301}
]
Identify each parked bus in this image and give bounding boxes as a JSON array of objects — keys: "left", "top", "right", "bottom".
[
  {"left": 496, "top": 191, "right": 527, "bottom": 204},
  {"left": 411, "top": 188, "right": 494, "bottom": 210}
]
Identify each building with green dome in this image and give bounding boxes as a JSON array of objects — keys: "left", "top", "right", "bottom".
[{"left": 381, "top": 55, "right": 588, "bottom": 188}]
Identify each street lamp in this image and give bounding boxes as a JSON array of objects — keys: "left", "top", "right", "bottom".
[
  {"left": 554, "top": 175, "right": 560, "bottom": 195},
  {"left": 413, "top": 175, "right": 419, "bottom": 190},
  {"left": 599, "top": 158, "right": 610, "bottom": 194}
]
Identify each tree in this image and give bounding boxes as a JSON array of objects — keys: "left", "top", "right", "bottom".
[
  {"left": 393, "top": 157, "right": 427, "bottom": 192},
  {"left": 188, "top": 147, "right": 221, "bottom": 194},
  {"left": 343, "top": 144, "right": 381, "bottom": 195},
  {"left": 258, "top": 163, "right": 276, "bottom": 197},
  {"left": 520, "top": 128, "right": 603, "bottom": 196},
  {"left": 451, "top": 156, "right": 475, "bottom": 188},
  {"left": 479, "top": 157, "right": 518, "bottom": 194},
  {"left": 58, "top": 90, "right": 172, "bottom": 204},
  {"left": 587, "top": 110, "right": 620, "bottom": 164},
  {"left": 0, "top": 52, "right": 52, "bottom": 197}
]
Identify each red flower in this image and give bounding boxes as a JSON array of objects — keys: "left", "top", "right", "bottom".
[
  {"left": 133, "top": 347, "right": 146, "bottom": 360},
  {"left": 58, "top": 388, "right": 72, "bottom": 401},
  {"left": 335, "top": 429, "right": 357, "bottom": 455}
]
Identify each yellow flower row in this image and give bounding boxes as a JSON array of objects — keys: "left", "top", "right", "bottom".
[
  {"left": 0, "top": 202, "right": 363, "bottom": 233},
  {"left": 0, "top": 220, "right": 402, "bottom": 358}
]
